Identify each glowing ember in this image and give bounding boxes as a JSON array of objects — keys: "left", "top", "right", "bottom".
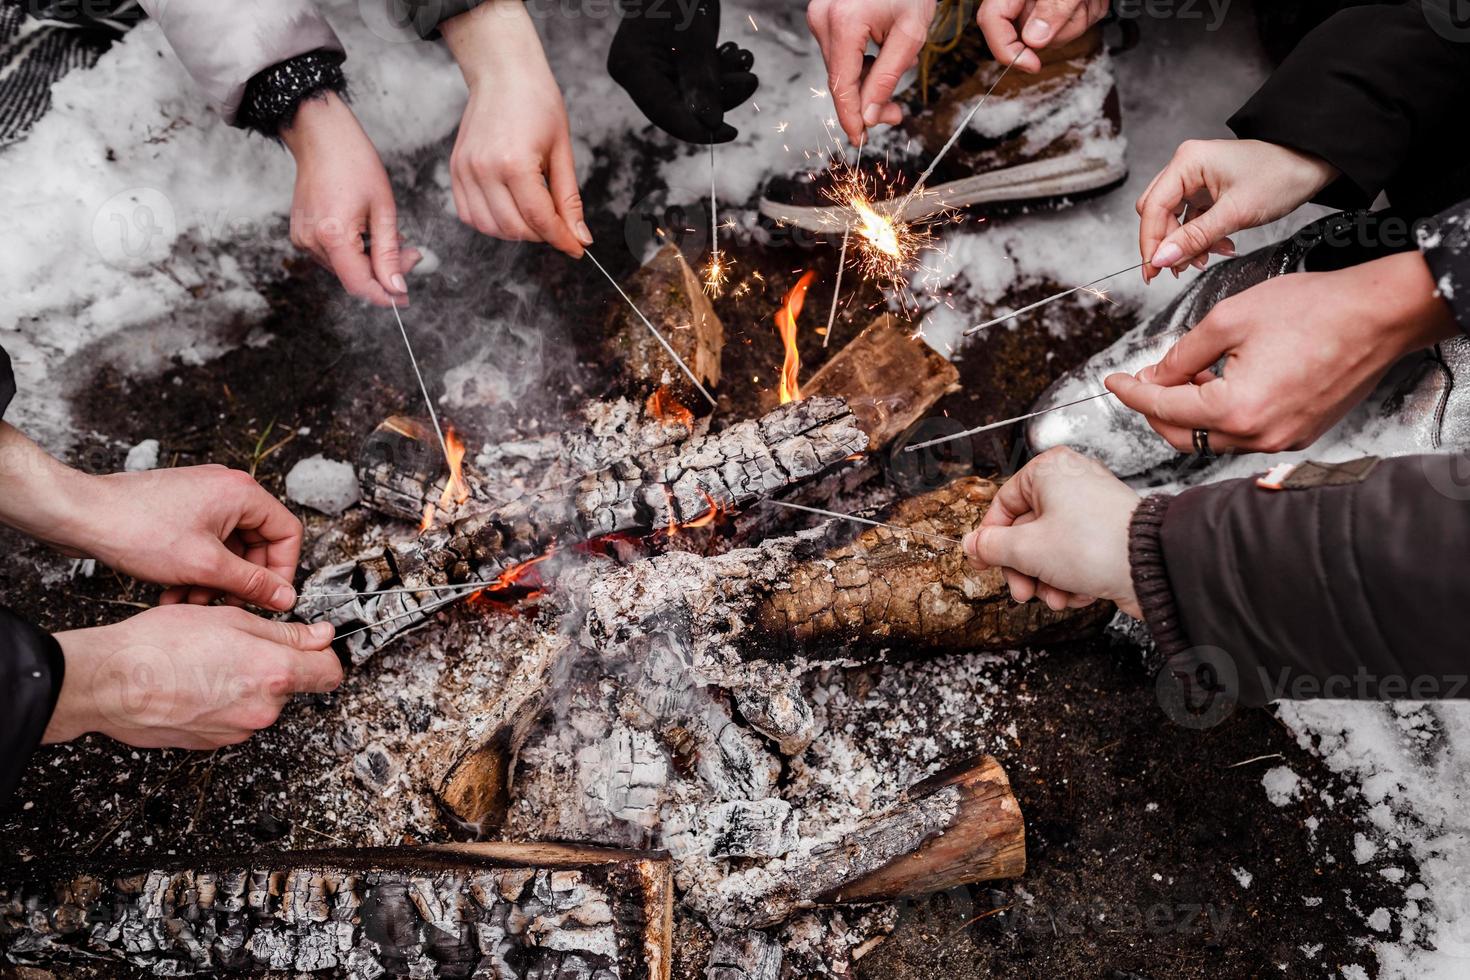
[
  {"left": 646, "top": 385, "right": 694, "bottom": 428},
  {"left": 420, "top": 425, "right": 471, "bottom": 532},
  {"left": 774, "top": 270, "right": 815, "bottom": 404},
  {"left": 683, "top": 490, "right": 724, "bottom": 529}
]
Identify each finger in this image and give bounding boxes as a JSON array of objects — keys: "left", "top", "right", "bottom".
[
  {"left": 1067, "top": 594, "right": 1096, "bottom": 609},
  {"left": 160, "top": 585, "right": 188, "bottom": 605},
  {"left": 858, "top": 17, "right": 927, "bottom": 127},
  {"left": 719, "top": 70, "right": 760, "bottom": 112},
  {"left": 1142, "top": 313, "right": 1235, "bottom": 387},
  {"left": 826, "top": 15, "right": 870, "bottom": 143},
  {"left": 458, "top": 176, "right": 502, "bottom": 238},
  {"left": 400, "top": 246, "right": 423, "bottom": 276},
  {"left": 196, "top": 542, "right": 296, "bottom": 611},
  {"left": 289, "top": 645, "right": 345, "bottom": 695},
  {"left": 369, "top": 197, "right": 408, "bottom": 298},
  {"left": 980, "top": 465, "right": 1038, "bottom": 528},
  {"left": 1001, "top": 567, "right": 1038, "bottom": 602},
  {"left": 230, "top": 483, "right": 305, "bottom": 608},
  {"left": 1137, "top": 163, "right": 1188, "bottom": 284},
  {"left": 1143, "top": 413, "right": 1198, "bottom": 453},
  {"left": 1036, "top": 582, "right": 1074, "bottom": 611},
  {"left": 978, "top": 0, "right": 1042, "bottom": 73},
  {"left": 547, "top": 140, "right": 592, "bottom": 250},
  {"left": 486, "top": 183, "right": 536, "bottom": 242},
  {"left": 507, "top": 170, "right": 584, "bottom": 257},
  {"left": 718, "top": 41, "right": 754, "bottom": 73},
  {"left": 1105, "top": 372, "right": 1230, "bottom": 432},
  {"left": 1152, "top": 202, "right": 1243, "bottom": 272},
  {"left": 185, "top": 586, "right": 222, "bottom": 606},
  {"left": 324, "top": 239, "right": 394, "bottom": 307},
  {"left": 233, "top": 612, "right": 336, "bottom": 650},
  {"left": 966, "top": 524, "right": 1039, "bottom": 579},
  {"left": 1020, "top": 0, "right": 1082, "bottom": 47}
]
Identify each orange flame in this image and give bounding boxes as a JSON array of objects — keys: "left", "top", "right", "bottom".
[
  {"left": 683, "top": 490, "right": 723, "bottom": 529},
  {"left": 420, "top": 426, "right": 472, "bottom": 532},
  {"left": 646, "top": 386, "right": 694, "bottom": 428},
  {"left": 774, "top": 270, "right": 815, "bottom": 404}
]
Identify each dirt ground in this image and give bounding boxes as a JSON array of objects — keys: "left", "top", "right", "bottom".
[{"left": 0, "top": 152, "right": 1411, "bottom": 978}]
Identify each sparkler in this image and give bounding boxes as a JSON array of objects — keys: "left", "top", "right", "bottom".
[
  {"left": 823, "top": 132, "right": 864, "bottom": 348},
  {"left": 767, "top": 499, "right": 963, "bottom": 546},
  {"left": 585, "top": 248, "right": 718, "bottom": 409},
  {"left": 328, "top": 585, "right": 486, "bottom": 643},
  {"left": 902, "top": 391, "right": 1114, "bottom": 453},
  {"left": 389, "top": 298, "right": 453, "bottom": 477},
  {"left": 302, "top": 581, "right": 502, "bottom": 600},
  {"left": 964, "top": 262, "right": 1145, "bottom": 336},
  {"left": 702, "top": 140, "right": 731, "bottom": 296}
]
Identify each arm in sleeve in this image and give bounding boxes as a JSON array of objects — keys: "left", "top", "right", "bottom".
[
  {"left": 136, "top": 0, "right": 344, "bottom": 126},
  {"left": 1420, "top": 197, "right": 1470, "bottom": 335},
  {"left": 1228, "top": 1, "right": 1470, "bottom": 212},
  {"left": 0, "top": 608, "right": 64, "bottom": 803},
  {"left": 1129, "top": 455, "right": 1470, "bottom": 705},
  {"left": 395, "top": 1, "right": 491, "bottom": 40}
]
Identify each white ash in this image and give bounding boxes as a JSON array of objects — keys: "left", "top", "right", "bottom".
[{"left": 285, "top": 455, "right": 361, "bottom": 516}]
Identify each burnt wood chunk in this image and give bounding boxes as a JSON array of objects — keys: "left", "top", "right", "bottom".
[
  {"left": 0, "top": 844, "right": 672, "bottom": 979},
  {"left": 706, "top": 930, "right": 782, "bottom": 980},
  {"left": 804, "top": 313, "right": 959, "bottom": 450},
  {"left": 755, "top": 476, "right": 1113, "bottom": 654},
  {"left": 608, "top": 244, "right": 724, "bottom": 410},
  {"left": 714, "top": 755, "right": 1024, "bottom": 929},
  {"left": 300, "top": 397, "right": 869, "bottom": 662}
]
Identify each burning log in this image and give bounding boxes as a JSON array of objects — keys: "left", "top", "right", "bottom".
[
  {"left": 0, "top": 843, "right": 673, "bottom": 979},
  {"left": 607, "top": 244, "right": 724, "bottom": 411},
  {"left": 301, "top": 396, "right": 869, "bottom": 662},
  {"left": 713, "top": 755, "right": 1024, "bottom": 929},
  {"left": 755, "top": 476, "right": 1113, "bottom": 654},
  {"left": 803, "top": 313, "right": 960, "bottom": 450}
]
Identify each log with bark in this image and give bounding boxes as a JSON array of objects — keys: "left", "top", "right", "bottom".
[
  {"left": 300, "top": 397, "right": 869, "bottom": 662},
  {"left": 803, "top": 313, "right": 959, "bottom": 451},
  {"left": 606, "top": 244, "right": 724, "bottom": 412},
  {"left": 0, "top": 843, "right": 672, "bottom": 979},
  {"left": 712, "top": 755, "right": 1024, "bottom": 929}
]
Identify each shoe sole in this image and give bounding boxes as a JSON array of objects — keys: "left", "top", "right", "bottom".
[{"left": 759, "top": 153, "right": 1129, "bottom": 232}]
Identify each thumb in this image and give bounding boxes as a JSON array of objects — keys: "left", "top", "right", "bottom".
[
  {"left": 1151, "top": 204, "right": 1239, "bottom": 270},
  {"left": 964, "top": 524, "right": 1032, "bottom": 574},
  {"left": 370, "top": 199, "right": 407, "bottom": 297},
  {"left": 202, "top": 545, "right": 297, "bottom": 611},
  {"left": 1021, "top": 0, "right": 1076, "bottom": 46},
  {"left": 549, "top": 140, "right": 592, "bottom": 248}
]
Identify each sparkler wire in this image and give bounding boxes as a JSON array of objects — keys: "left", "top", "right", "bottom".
[
  {"left": 709, "top": 140, "right": 719, "bottom": 278},
  {"left": 899, "top": 47, "right": 1027, "bottom": 215},
  {"left": 327, "top": 584, "right": 487, "bottom": 642},
  {"left": 584, "top": 249, "right": 719, "bottom": 409},
  {"left": 902, "top": 391, "right": 1114, "bottom": 452},
  {"left": 302, "top": 581, "right": 501, "bottom": 600},
  {"left": 768, "top": 498, "right": 963, "bottom": 546},
  {"left": 390, "top": 298, "right": 453, "bottom": 475},
  {"left": 964, "top": 261, "right": 1146, "bottom": 336},
  {"left": 824, "top": 131, "right": 865, "bottom": 349}
]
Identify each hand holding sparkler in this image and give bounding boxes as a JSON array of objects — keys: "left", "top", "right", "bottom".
[
  {"left": 977, "top": 0, "right": 1109, "bottom": 74},
  {"left": 806, "top": 0, "right": 936, "bottom": 144}
]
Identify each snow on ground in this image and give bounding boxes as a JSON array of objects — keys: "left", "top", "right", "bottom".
[{"left": 1, "top": 1, "right": 1464, "bottom": 974}]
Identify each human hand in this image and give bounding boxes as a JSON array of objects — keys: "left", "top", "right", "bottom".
[
  {"left": 44, "top": 606, "right": 341, "bottom": 750},
  {"left": 443, "top": 0, "right": 591, "bottom": 257},
  {"left": 280, "top": 92, "right": 419, "bottom": 306},
  {"left": 807, "top": 0, "right": 935, "bottom": 144},
  {"left": 962, "top": 447, "right": 1141, "bottom": 616},
  {"left": 978, "top": 0, "right": 1108, "bottom": 73},
  {"left": 60, "top": 465, "right": 305, "bottom": 612},
  {"left": 1137, "top": 139, "right": 1339, "bottom": 283},
  {"left": 609, "top": 0, "right": 758, "bottom": 144},
  {"left": 1105, "top": 253, "right": 1460, "bottom": 454}
]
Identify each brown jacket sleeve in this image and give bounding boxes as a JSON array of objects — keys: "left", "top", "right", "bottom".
[{"left": 1130, "top": 455, "right": 1470, "bottom": 705}]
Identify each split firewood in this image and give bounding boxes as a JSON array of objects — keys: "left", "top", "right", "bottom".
[
  {"left": 712, "top": 755, "right": 1024, "bottom": 929},
  {"left": 755, "top": 476, "right": 1114, "bottom": 654},
  {"left": 300, "top": 396, "right": 868, "bottom": 662},
  {"left": 0, "top": 843, "right": 672, "bottom": 979},
  {"left": 607, "top": 244, "right": 724, "bottom": 411},
  {"left": 803, "top": 313, "right": 960, "bottom": 450}
]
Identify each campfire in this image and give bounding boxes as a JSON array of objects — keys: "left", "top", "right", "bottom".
[{"left": 4, "top": 246, "right": 1110, "bottom": 979}]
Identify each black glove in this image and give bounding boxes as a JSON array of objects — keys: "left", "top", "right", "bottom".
[{"left": 607, "top": 0, "right": 758, "bottom": 144}]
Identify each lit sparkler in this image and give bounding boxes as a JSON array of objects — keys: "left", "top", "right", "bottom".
[
  {"left": 821, "top": 152, "right": 935, "bottom": 298},
  {"left": 701, "top": 140, "right": 732, "bottom": 296}
]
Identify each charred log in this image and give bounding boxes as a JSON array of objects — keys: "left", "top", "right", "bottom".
[
  {"left": 606, "top": 244, "right": 724, "bottom": 411},
  {"left": 300, "top": 397, "right": 868, "bottom": 662},
  {"left": 0, "top": 844, "right": 672, "bottom": 979},
  {"left": 713, "top": 755, "right": 1024, "bottom": 929},
  {"left": 803, "top": 313, "right": 959, "bottom": 450}
]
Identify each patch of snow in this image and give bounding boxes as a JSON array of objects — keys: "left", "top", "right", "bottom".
[
  {"left": 284, "top": 455, "right": 360, "bottom": 516},
  {"left": 1232, "top": 867, "right": 1253, "bottom": 889},
  {"left": 1262, "top": 765, "right": 1304, "bottom": 807},
  {"left": 123, "top": 438, "right": 159, "bottom": 472}
]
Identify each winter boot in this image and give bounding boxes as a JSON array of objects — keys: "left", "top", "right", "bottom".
[{"left": 759, "top": 22, "right": 1127, "bottom": 232}]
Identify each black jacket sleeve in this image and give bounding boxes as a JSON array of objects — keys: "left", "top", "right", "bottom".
[
  {"left": 1228, "top": 1, "right": 1470, "bottom": 220},
  {"left": 1421, "top": 197, "right": 1470, "bottom": 335},
  {"left": 1130, "top": 454, "right": 1470, "bottom": 706},
  {"left": 399, "top": 0, "right": 488, "bottom": 39}
]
